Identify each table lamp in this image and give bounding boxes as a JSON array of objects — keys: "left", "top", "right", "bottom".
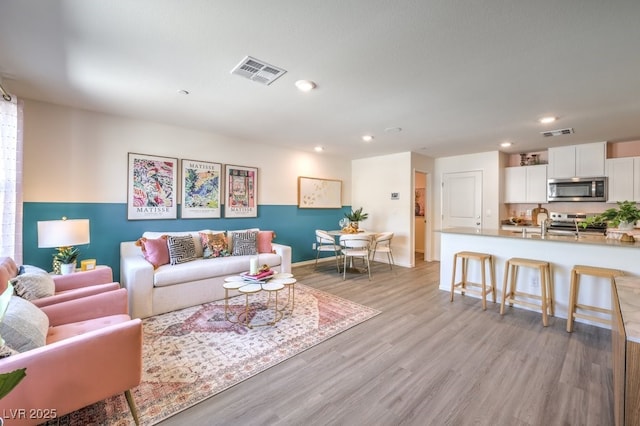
[{"left": 37, "top": 218, "right": 90, "bottom": 274}]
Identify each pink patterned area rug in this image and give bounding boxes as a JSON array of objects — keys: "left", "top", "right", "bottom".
[{"left": 52, "top": 283, "right": 380, "bottom": 425}]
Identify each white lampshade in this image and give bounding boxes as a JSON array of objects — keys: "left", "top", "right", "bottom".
[{"left": 37, "top": 219, "right": 90, "bottom": 248}]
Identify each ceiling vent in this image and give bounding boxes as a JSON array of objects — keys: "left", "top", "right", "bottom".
[
  {"left": 541, "top": 127, "right": 574, "bottom": 137},
  {"left": 230, "top": 56, "right": 287, "bottom": 86}
]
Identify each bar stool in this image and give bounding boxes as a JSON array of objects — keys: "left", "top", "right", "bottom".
[
  {"left": 566, "top": 265, "right": 624, "bottom": 332},
  {"left": 450, "top": 251, "right": 496, "bottom": 310},
  {"left": 500, "top": 257, "right": 554, "bottom": 326}
]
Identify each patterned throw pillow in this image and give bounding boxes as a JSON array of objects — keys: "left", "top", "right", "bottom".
[
  {"left": 232, "top": 231, "right": 259, "bottom": 256},
  {"left": 10, "top": 272, "right": 55, "bottom": 301},
  {"left": 199, "top": 232, "right": 230, "bottom": 259},
  {"left": 167, "top": 235, "right": 197, "bottom": 265},
  {"left": 0, "top": 296, "right": 49, "bottom": 352}
]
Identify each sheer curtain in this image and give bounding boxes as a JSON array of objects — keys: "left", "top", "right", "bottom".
[{"left": 0, "top": 96, "right": 23, "bottom": 263}]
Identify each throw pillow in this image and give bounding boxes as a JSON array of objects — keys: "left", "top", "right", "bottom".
[
  {"left": 232, "top": 230, "right": 259, "bottom": 256},
  {"left": 0, "top": 295, "right": 49, "bottom": 352},
  {"left": 136, "top": 235, "right": 170, "bottom": 269},
  {"left": 227, "top": 228, "right": 260, "bottom": 252},
  {"left": 18, "top": 264, "right": 48, "bottom": 275},
  {"left": 167, "top": 235, "right": 198, "bottom": 265},
  {"left": 199, "top": 232, "right": 230, "bottom": 259},
  {"left": 0, "top": 344, "right": 18, "bottom": 358},
  {"left": 10, "top": 272, "right": 55, "bottom": 301},
  {"left": 257, "top": 230, "right": 276, "bottom": 253}
]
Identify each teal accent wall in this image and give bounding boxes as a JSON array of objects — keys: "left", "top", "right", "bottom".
[{"left": 23, "top": 202, "right": 350, "bottom": 281}]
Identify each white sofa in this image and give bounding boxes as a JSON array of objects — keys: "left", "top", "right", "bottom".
[{"left": 120, "top": 230, "right": 292, "bottom": 318}]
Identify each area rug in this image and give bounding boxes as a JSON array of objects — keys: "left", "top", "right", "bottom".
[{"left": 52, "top": 283, "right": 380, "bottom": 425}]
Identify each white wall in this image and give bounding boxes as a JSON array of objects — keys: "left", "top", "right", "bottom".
[
  {"left": 432, "top": 151, "right": 503, "bottom": 260},
  {"left": 352, "top": 152, "right": 413, "bottom": 267},
  {"left": 22, "top": 99, "right": 352, "bottom": 204}
]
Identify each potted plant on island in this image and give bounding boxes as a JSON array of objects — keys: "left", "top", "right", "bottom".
[
  {"left": 344, "top": 207, "right": 369, "bottom": 232},
  {"left": 581, "top": 200, "right": 640, "bottom": 231},
  {"left": 53, "top": 246, "right": 80, "bottom": 275}
]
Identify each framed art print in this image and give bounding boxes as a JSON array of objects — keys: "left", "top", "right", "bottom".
[
  {"left": 225, "top": 164, "right": 257, "bottom": 218},
  {"left": 127, "top": 152, "right": 178, "bottom": 220},
  {"left": 181, "top": 159, "right": 222, "bottom": 218},
  {"left": 297, "top": 176, "right": 342, "bottom": 208}
]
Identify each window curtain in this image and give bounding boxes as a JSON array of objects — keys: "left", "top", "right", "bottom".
[{"left": 0, "top": 96, "right": 23, "bottom": 263}]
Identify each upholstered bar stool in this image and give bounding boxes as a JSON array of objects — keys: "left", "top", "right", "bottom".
[
  {"left": 566, "top": 265, "right": 624, "bottom": 332},
  {"left": 500, "top": 257, "right": 554, "bottom": 326},
  {"left": 450, "top": 251, "right": 496, "bottom": 310}
]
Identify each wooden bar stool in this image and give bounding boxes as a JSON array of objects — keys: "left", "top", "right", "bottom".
[
  {"left": 500, "top": 257, "right": 554, "bottom": 326},
  {"left": 566, "top": 265, "right": 624, "bottom": 332},
  {"left": 450, "top": 251, "right": 496, "bottom": 310}
]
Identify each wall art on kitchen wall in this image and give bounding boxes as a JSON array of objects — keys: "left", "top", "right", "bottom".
[
  {"left": 127, "top": 152, "right": 178, "bottom": 220},
  {"left": 181, "top": 159, "right": 222, "bottom": 218},
  {"left": 297, "top": 176, "right": 342, "bottom": 208},
  {"left": 225, "top": 164, "right": 258, "bottom": 218}
]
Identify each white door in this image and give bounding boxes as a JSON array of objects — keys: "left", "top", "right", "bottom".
[{"left": 442, "top": 170, "right": 483, "bottom": 229}]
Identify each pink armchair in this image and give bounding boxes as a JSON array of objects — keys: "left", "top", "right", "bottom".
[
  {"left": 0, "top": 288, "right": 142, "bottom": 425},
  {"left": 0, "top": 257, "right": 120, "bottom": 308}
]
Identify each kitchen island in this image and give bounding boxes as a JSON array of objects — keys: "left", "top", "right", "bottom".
[{"left": 440, "top": 227, "right": 640, "bottom": 328}]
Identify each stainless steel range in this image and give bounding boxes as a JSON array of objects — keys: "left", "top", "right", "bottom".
[{"left": 547, "top": 212, "right": 607, "bottom": 236}]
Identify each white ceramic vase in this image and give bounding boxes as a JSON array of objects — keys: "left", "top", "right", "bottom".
[
  {"left": 618, "top": 221, "right": 635, "bottom": 231},
  {"left": 60, "top": 263, "right": 75, "bottom": 275}
]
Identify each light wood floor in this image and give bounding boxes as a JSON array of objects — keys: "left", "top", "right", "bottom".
[{"left": 158, "top": 259, "right": 613, "bottom": 426}]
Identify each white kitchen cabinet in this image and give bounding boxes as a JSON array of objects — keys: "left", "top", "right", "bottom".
[
  {"left": 606, "top": 157, "right": 635, "bottom": 203},
  {"left": 548, "top": 141, "right": 606, "bottom": 178},
  {"left": 504, "top": 164, "right": 547, "bottom": 203},
  {"left": 635, "top": 159, "right": 640, "bottom": 202}
]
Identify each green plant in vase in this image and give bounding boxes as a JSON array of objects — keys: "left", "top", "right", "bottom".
[
  {"left": 53, "top": 246, "right": 80, "bottom": 274},
  {"left": 581, "top": 200, "right": 640, "bottom": 230},
  {"left": 344, "top": 207, "right": 369, "bottom": 231}
]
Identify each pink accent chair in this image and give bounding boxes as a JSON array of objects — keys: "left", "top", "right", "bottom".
[
  {"left": 0, "top": 257, "right": 120, "bottom": 308},
  {"left": 0, "top": 266, "right": 142, "bottom": 425}
]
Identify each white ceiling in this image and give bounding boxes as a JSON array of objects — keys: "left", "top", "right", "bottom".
[{"left": 1, "top": 0, "right": 640, "bottom": 160}]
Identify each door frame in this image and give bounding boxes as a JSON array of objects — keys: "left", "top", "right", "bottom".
[{"left": 413, "top": 169, "right": 432, "bottom": 262}]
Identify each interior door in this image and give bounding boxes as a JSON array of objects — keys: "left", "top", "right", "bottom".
[{"left": 442, "top": 170, "right": 483, "bottom": 229}]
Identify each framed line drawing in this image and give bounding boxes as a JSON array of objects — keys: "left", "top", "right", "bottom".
[
  {"left": 225, "top": 164, "right": 258, "bottom": 218},
  {"left": 127, "top": 152, "right": 178, "bottom": 220},
  {"left": 298, "top": 176, "right": 342, "bottom": 208},
  {"left": 181, "top": 159, "right": 222, "bottom": 218}
]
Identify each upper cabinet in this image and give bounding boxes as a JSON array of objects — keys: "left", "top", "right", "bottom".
[
  {"left": 548, "top": 141, "right": 606, "bottom": 178},
  {"left": 606, "top": 157, "right": 640, "bottom": 203},
  {"left": 504, "top": 164, "right": 548, "bottom": 203}
]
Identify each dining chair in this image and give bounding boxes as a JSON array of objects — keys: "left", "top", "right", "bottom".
[
  {"left": 370, "top": 232, "right": 395, "bottom": 269},
  {"left": 315, "top": 230, "right": 342, "bottom": 272},
  {"left": 339, "top": 234, "right": 372, "bottom": 280}
]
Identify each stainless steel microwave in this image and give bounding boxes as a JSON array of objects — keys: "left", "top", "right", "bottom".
[{"left": 547, "top": 177, "right": 607, "bottom": 202}]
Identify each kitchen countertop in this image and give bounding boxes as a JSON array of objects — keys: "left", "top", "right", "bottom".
[
  {"left": 614, "top": 276, "right": 640, "bottom": 343},
  {"left": 439, "top": 227, "right": 640, "bottom": 248}
]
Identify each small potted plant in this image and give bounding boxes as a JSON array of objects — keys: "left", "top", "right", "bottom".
[
  {"left": 53, "top": 246, "right": 80, "bottom": 275},
  {"left": 582, "top": 200, "right": 640, "bottom": 231},
  {"left": 344, "top": 207, "right": 369, "bottom": 231}
]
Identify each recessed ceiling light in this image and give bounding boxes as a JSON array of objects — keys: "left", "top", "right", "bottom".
[
  {"left": 539, "top": 116, "right": 557, "bottom": 124},
  {"left": 314, "top": 146, "right": 324, "bottom": 152},
  {"left": 500, "top": 142, "right": 512, "bottom": 147},
  {"left": 295, "top": 80, "right": 317, "bottom": 92},
  {"left": 362, "top": 135, "right": 374, "bottom": 142}
]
